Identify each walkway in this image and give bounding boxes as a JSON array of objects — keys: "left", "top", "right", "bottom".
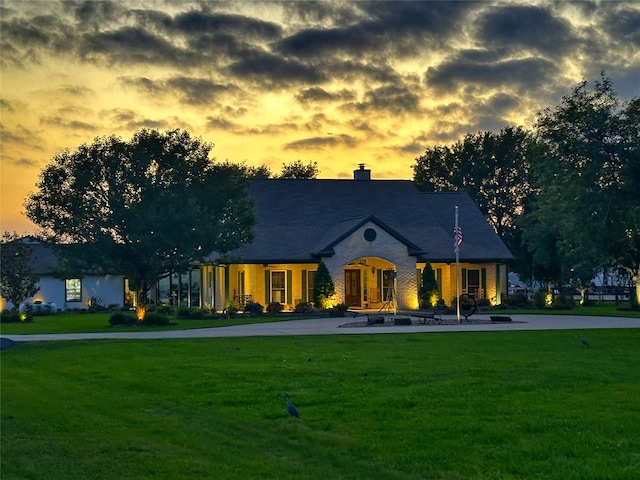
[{"left": 1, "top": 314, "right": 639, "bottom": 344}]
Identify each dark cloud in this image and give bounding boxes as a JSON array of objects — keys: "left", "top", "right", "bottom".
[
  {"left": 118, "top": 75, "right": 235, "bottom": 106},
  {"left": 295, "top": 87, "right": 356, "bottom": 104},
  {"left": 0, "top": 123, "right": 45, "bottom": 151},
  {"left": 165, "top": 77, "right": 236, "bottom": 105},
  {"left": 426, "top": 56, "right": 559, "bottom": 94},
  {"left": 170, "top": 10, "right": 282, "bottom": 41},
  {"left": 206, "top": 116, "right": 239, "bottom": 132},
  {"left": 78, "top": 26, "right": 195, "bottom": 66},
  {"left": 277, "top": 1, "right": 474, "bottom": 59},
  {"left": 284, "top": 133, "right": 357, "bottom": 151},
  {"left": 342, "top": 84, "right": 422, "bottom": 115},
  {"left": 602, "top": 6, "right": 640, "bottom": 47},
  {"left": 226, "top": 50, "right": 326, "bottom": 86},
  {"left": 40, "top": 116, "right": 97, "bottom": 131},
  {"left": 476, "top": 5, "right": 577, "bottom": 57}
]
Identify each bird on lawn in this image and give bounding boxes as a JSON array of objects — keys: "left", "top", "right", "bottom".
[
  {"left": 285, "top": 393, "right": 299, "bottom": 418},
  {"left": 578, "top": 333, "right": 590, "bottom": 347}
]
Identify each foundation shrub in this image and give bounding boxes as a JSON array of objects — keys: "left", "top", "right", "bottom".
[
  {"left": 108, "top": 312, "right": 137, "bottom": 326},
  {"left": 243, "top": 302, "right": 264, "bottom": 316}
]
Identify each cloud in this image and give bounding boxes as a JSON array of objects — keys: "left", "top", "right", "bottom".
[
  {"left": 78, "top": 26, "right": 196, "bottom": 67},
  {"left": 295, "top": 87, "right": 356, "bottom": 104},
  {"left": 118, "top": 75, "right": 236, "bottom": 106},
  {"left": 475, "top": 5, "right": 577, "bottom": 57},
  {"left": 426, "top": 56, "right": 559, "bottom": 95},
  {"left": 226, "top": 50, "right": 326, "bottom": 87},
  {"left": 284, "top": 133, "right": 357, "bottom": 151},
  {"left": 0, "top": 123, "right": 45, "bottom": 151},
  {"left": 40, "top": 116, "right": 98, "bottom": 131},
  {"left": 342, "top": 83, "right": 423, "bottom": 116}
]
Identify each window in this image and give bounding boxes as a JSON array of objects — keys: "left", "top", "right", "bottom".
[
  {"left": 466, "top": 269, "right": 480, "bottom": 298},
  {"left": 65, "top": 278, "right": 82, "bottom": 302},
  {"left": 306, "top": 271, "right": 315, "bottom": 302},
  {"left": 271, "top": 271, "right": 286, "bottom": 303}
]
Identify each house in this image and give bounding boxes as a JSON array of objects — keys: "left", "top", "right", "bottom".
[
  {"left": 0, "top": 239, "right": 131, "bottom": 312},
  {"left": 188, "top": 165, "right": 513, "bottom": 311},
  {"left": 2, "top": 165, "right": 513, "bottom": 313}
]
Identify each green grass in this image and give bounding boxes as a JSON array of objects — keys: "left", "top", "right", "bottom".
[
  {"left": 2, "top": 330, "right": 639, "bottom": 479},
  {"left": 496, "top": 302, "right": 640, "bottom": 318},
  {"left": 0, "top": 312, "right": 314, "bottom": 335},
  {"left": 1, "top": 301, "right": 638, "bottom": 336}
]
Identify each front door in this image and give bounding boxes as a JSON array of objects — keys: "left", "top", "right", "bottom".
[{"left": 345, "top": 269, "right": 361, "bottom": 307}]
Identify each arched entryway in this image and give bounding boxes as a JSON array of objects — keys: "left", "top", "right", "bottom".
[{"left": 344, "top": 257, "right": 396, "bottom": 309}]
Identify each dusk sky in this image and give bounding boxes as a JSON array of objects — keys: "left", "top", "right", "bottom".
[{"left": 2, "top": 1, "right": 639, "bottom": 234}]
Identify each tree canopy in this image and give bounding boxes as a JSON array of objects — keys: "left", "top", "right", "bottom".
[
  {"left": 0, "top": 232, "right": 40, "bottom": 309},
  {"left": 24, "top": 129, "right": 255, "bottom": 307},
  {"left": 413, "top": 126, "right": 538, "bottom": 238},
  {"left": 278, "top": 160, "right": 319, "bottom": 179},
  {"left": 528, "top": 74, "right": 640, "bottom": 304}
]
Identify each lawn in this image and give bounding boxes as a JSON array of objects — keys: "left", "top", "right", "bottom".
[
  {"left": 2, "top": 330, "right": 639, "bottom": 479},
  {"left": 1, "top": 301, "right": 638, "bottom": 336},
  {"left": 0, "top": 311, "right": 312, "bottom": 335}
]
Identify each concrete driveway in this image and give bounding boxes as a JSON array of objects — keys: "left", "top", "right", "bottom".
[{"left": 1, "top": 313, "right": 638, "bottom": 344}]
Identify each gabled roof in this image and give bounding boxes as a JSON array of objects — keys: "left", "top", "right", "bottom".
[
  {"left": 214, "top": 178, "right": 513, "bottom": 264},
  {"left": 311, "top": 215, "right": 426, "bottom": 257}
]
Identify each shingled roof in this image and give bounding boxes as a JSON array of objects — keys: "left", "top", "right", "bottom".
[{"left": 217, "top": 178, "right": 513, "bottom": 264}]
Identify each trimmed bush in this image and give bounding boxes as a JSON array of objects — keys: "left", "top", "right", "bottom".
[
  {"left": 267, "top": 302, "right": 283, "bottom": 315},
  {"left": 108, "top": 312, "right": 137, "bottom": 326},
  {"left": 140, "top": 313, "right": 171, "bottom": 326},
  {"left": 294, "top": 302, "right": 313, "bottom": 314},
  {"left": 244, "top": 301, "right": 264, "bottom": 316}
]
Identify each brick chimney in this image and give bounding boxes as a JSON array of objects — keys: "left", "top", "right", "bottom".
[{"left": 353, "top": 163, "right": 371, "bottom": 180}]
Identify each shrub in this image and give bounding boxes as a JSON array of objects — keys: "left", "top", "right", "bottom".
[
  {"left": 313, "top": 260, "right": 335, "bottom": 308},
  {"left": 476, "top": 298, "right": 491, "bottom": 308},
  {"left": 109, "top": 312, "right": 137, "bottom": 326},
  {"left": 294, "top": 302, "right": 313, "bottom": 314},
  {"left": 176, "top": 307, "right": 206, "bottom": 319},
  {"left": 533, "top": 290, "right": 547, "bottom": 309},
  {"left": 551, "top": 294, "right": 574, "bottom": 310},
  {"left": 504, "top": 293, "right": 529, "bottom": 308},
  {"left": 0, "top": 311, "right": 32, "bottom": 323},
  {"left": 244, "top": 301, "right": 264, "bottom": 316},
  {"left": 267, "top": 302, "right": 283, "bottom": 315},
  {"left": 140, "top": 313, "right": 171, "bottom": 326}
]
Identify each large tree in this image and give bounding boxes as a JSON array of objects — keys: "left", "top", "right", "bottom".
[
  {"left": 0, "top": 232, "right": 40, "bottom": 310},
  {"left": 24, "top": 129, "right": 255, "bottom": 313},
  {"left": 413, "top": 126, "right": 539, "bottom": 239},
  {"left": 530, "top": 74, "right": 640, "bottom": 305},
  {"left": 279, "top": 160, "right": 319, "bottom": 179}
]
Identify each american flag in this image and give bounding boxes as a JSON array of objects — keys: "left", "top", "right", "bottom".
[{"left": 453, "top": 225, "right": 463, "bottom": 254}]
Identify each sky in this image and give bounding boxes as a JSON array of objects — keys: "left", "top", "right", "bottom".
[{"left": 1, "top": 1, "right": 639, "bottom": 235}]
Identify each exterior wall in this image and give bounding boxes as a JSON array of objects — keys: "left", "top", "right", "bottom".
[
  {"left": 324, "top": 222, "right": 419, "bottom": 310},
  {"left": 1, "top": 275, "right": 126, "bottom": 312},
  {"left": 423, "top": 262, "right": 508, "bottom": 307}
]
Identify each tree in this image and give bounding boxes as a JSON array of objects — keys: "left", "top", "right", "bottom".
[
  {"left": 279, "top": 160, "right": 319, "bottom": 179},
  {"left": 419, "top": 262, "right": 439, "bottom": 308},
  {"left": 413, "top": 126, "right": 539, "bottom": 239},
  {"left": 24, "top": 129, "right": 255, "bottom": 316},
  {"left": 313, "top": 260, "right": 335, "bottom": 308},
  {"left": 530, "top": 74, "right": 640, "bottom": 306},
  {"left": 216, "top": 160, "right": 271, "bottom": 178},
  {"left": 0, "top": 232, "right": 40, "bottom": 310}
]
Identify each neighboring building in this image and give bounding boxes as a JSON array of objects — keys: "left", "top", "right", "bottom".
[
  {"left": 2, "top": 165, "right": 513, "bottom": 312},
  {"left": 0, "top": 241, "right": 131, "bottom": 312},
  {"left": 196, "top": 165, "right": 513, "bottom": 311}
]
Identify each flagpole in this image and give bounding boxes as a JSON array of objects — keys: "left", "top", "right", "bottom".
[{"left": 455, "top": 206, "right": 461, "bottom": 323}]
